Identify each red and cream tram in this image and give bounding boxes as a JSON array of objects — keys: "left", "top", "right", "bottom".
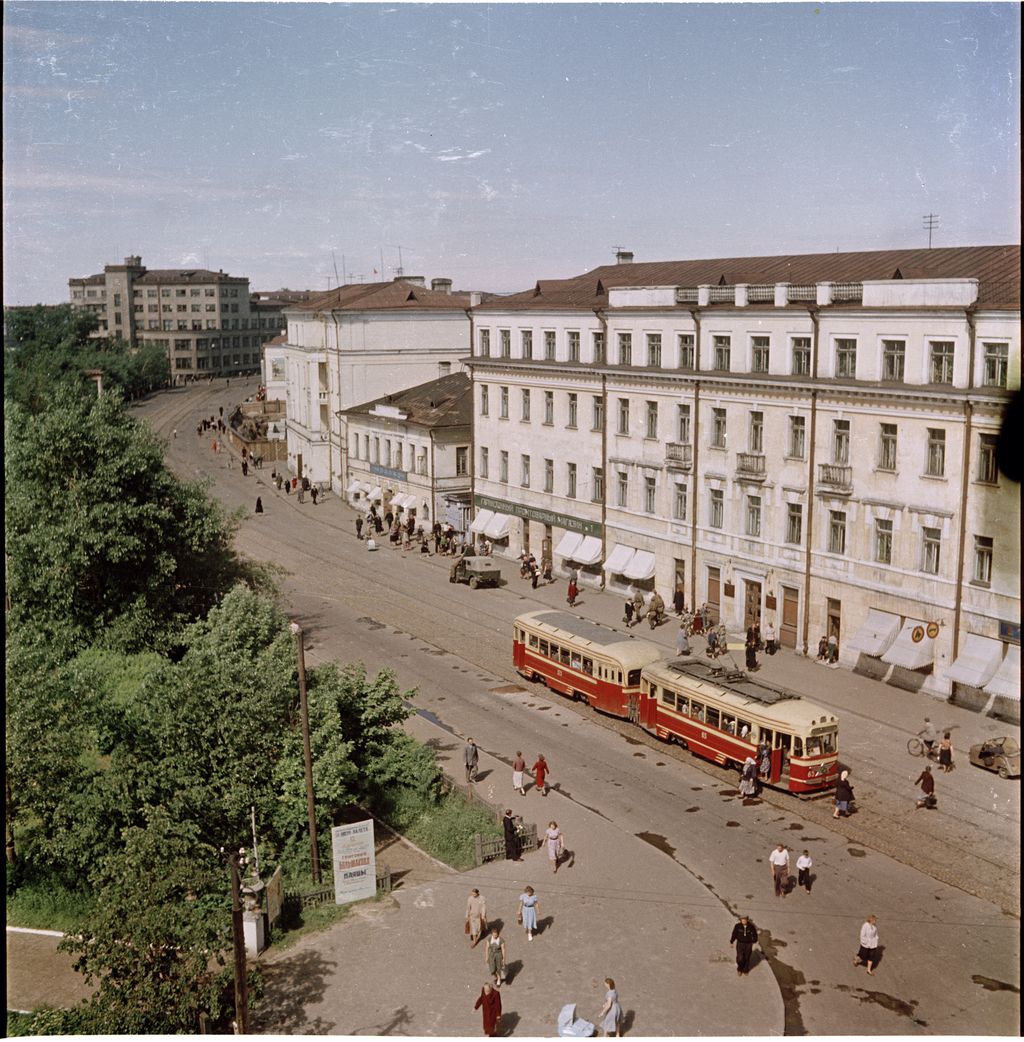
[{"left": 513, "top": 611, "right": 839, "bottom": 794}]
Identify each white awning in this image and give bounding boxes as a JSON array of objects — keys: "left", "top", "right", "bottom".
[
  {"left": 554, "top": 532, "right": 583, "bottom": 558},
  {"left": 846, "top": 609, "right": 901, "bottom": 657},
  {"left": 394, "top": 493, "right": 417, "bottom": 509},
  {"left": 881, "top": 618, "right": 936, "bottom": 671},
  {"left": 484, "top": 512, "right": 512, "bottom": 540},
  {"left": 367, "top": 485, "right": 382, "bottom": 501},
  {"left": 603, "top": 544, "right": 636, "bottom": 574},
  {"left": 359, "top": 482, "right": 374, "bottom": 493},
  {"left": 345, "top": 480, "right": 362, "bottom": 494},
  {"left": 982, "top": 645, "right": 1020, "bottom": 701},
  {"left": 573, "top": 536, "right": 604, "bottom": 565},
  {"left": 469, "top": 509, "right": 494, "bottom": 534},
  {"left": 624, "top": 549, "right": 657, "bottom": 581},
  {"left": 946, "top": 634, "right": 1005, "bottom": 688}
]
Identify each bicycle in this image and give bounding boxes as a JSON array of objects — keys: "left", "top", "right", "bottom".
[{"left": 907, "top": 735, "right": 938, "bottom": 759}]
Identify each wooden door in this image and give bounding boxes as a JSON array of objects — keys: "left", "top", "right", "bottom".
[
  {"left": 743, "top": 580, "right": 762, "bottom": 630},
  {"left": 706, "top": 566, "right": 721, "bottom": 624},
  {"left": 780, "top": 586, "right": 799, "bottom": 649}
]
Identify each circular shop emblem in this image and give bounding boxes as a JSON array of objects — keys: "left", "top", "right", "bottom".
[
  {"left": 911, "top": 625, "right": 925, "bottom": 644},
  {"left": 926, "top": 622, "right": 940, "bottom": 639}
]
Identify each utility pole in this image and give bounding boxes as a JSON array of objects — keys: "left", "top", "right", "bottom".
[
  {"left": 290, "top": 622, "right": 321, "bottom": 883},
  {"left": 222, "top": 848, "right": 249, "bottom": 1034},
  {"left": 923, "top": 214, "right": 940, "bottom": 249}
]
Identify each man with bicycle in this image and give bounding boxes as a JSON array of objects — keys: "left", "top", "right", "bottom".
[{"left": 920, "top": 718, "right": 937, "bottom": 757}]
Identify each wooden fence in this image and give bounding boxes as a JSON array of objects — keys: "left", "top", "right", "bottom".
[
  {"left": 440, "top": 773, "right": 539, "bottom": 866},
  {"left": 283, "top": 866, "right": 393, "bottom": 913}
]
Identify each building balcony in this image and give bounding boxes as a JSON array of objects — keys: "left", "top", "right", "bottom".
[
  {"left": 665, "top": 442, "right": 692, "bottom": 471},
  {"left": 735, "top": 452, "right": 766, "bottom": 481},
  {"left": 318, "top": 390, "right": 329, "bottom": 401},
  {"left": 818, "top": 463, "right": 853, "bottom": 494}
]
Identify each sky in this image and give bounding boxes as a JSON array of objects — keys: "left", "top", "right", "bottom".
[{"left": 2, "top": 1, "right": 1020, "bottom": 304}]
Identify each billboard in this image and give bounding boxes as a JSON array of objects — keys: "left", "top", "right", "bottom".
[{"left": 331, "top": 819, "right": 377, "bottom": 904}]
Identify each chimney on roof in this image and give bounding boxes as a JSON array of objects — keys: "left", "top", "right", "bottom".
[
  {"left": 616, "top": 250, "right": 634, "bottom": 264},
  {"left": 400, "top": 275, "right": 426, "bottom": 288},
  {"left": 124, "top": 255, "right": 143, "bottom": 268},
  {"left": 431, "top": 278, "right": 453, "bottom": 294}
]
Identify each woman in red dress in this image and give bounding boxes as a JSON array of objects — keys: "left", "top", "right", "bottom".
[
  {"left": 532, "top": 755, "right": 549, "bottom": 796},
  {"left": 474, "top": 982, "right": 502, "bottom": 1036}
]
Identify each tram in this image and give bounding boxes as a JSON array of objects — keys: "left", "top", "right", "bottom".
[{"left": 513, "top": 610, "right": 839, "bottom": 794}]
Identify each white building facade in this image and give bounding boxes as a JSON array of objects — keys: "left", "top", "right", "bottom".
[{"left": 468, "top": 246, "right": 1021, "bottom": 712}]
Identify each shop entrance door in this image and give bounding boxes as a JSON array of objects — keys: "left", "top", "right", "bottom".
[
  {"left": 706, "top": 567, "right": 721, "bottom": 624},
  {"left": 780, "top": 586, "right": 799, "bottom": 649},
  {"left": 743, "top": 580, "right": 762, "bottom": 630}
]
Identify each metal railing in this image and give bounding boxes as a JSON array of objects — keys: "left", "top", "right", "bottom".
[
  {"left": 736, "top": 452, "right": 766, "bottom": 477},
  {"left": 818, "top": 463, "right": 853, "bottom": 490},
  {"left": 665, "top": 442, "right": 693, "bottom": 469}
]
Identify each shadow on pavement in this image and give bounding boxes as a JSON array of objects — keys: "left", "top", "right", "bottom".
[{"left": 253, "top": 949, "right": 337, "bottom": 1034}]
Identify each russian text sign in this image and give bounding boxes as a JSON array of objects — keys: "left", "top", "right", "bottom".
[{"left": 331, "top": 819, "right": 376, "bottom": 904}]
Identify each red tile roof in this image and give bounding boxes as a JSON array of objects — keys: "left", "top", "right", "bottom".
[{"left": 290, "top": 279, "right": 473, "bottom": 314}]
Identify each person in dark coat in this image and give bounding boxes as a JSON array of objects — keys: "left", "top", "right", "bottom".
[
  {"left": 745, "top": 627, "right": 759, "bottom": 671},
  {"left": 310, "top": 485, "right": 318, "bottom": 505},
  {"left": 673, "top": 586, "right": 686, "bottom": 616},
  {"left": 730, "top": 915, "right": 758, "bottom": 975},
  {"left": 254, "top": 496, "right": 263, "bottom": 514},
  {"left": 502, "top": 809, "right": 522, "bottom": 862},
  {"left": 474, "top": 982, "right": 502, "bottom": 1036},
  {"left": 915, "top": 765, "right": 937, "bottom": 808},
  {"left": 567, "top": 570, "right": 579, "bottom": 607},
  {"left": 355, "top": 517, "right": 364, "bottom": 539},
  {"left": 834, "top": 770, "right": 854, "bottom": 818}
]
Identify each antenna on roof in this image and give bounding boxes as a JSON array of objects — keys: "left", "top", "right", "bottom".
[
  {"left": 923, "top": 214, "right": 939, "bottom": 249},
  {"left": 331, "top": 251, "right": 340, "bottom": 288},
  {"left": 388, "top": 245, "right": 407, "bottom": 277}
]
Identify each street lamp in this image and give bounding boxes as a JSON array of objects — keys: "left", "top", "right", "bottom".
[
  {"left": 290, "top": 622, "right": 321, "bottom": 883},
  {"left": 220, "top": 847, "right": 249, "bottom": 1034}
]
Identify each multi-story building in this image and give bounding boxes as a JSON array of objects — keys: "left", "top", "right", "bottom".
[
  {"left": 68, "top": 256, "right": 303, "bottom": 378},
  {"left": 339, "top": 372, "right": 472, "bottom": 533},
  {"left": 469, "top": 245, "right": 1020, "bottom": 709},
  {"left": 280, "top": 276, "right": 478, "bottom": 488}
]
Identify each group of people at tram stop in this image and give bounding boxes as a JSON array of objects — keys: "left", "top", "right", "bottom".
[{"left": 519, "top": 552, "right": 555, "bottom": 589}]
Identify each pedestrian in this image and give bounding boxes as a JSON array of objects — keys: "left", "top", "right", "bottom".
[
  {"left": 475, "top": 982, "right": 502, "bottom": 1036},
  {"left": 219, "top": 406, "right": 224, "bottom": 417},
  {"left": 745, "top": 627, "right": 759, "bottom": 671},
  {"left": 531, "top": 754, "right": 549, "bottom": 796},
  {"left": 920, "top": 717, "right": 937, "bottom": 757},
  {"left": 311, "top": 485, "right": 319, "bottom": 505},
  {"left": 834, "top": 770, "right": 854, "bottom": 818},
  {"left": 530, "top": 561, "right": 539, "bottom": 589},
  {"left": 700, "top": 602, "right": 711, "bottom": 630},
  {"left": 567, "top": 569, "right": 579, "bottom": 606},
  {"left": 542, "top": 557, "right": 553, "bottom": 583},
  {"left": 356, "top": 517, "right": 364, "bottom": 540},
  {"left": 518, "top": 886, "right": 539, "bottom": 941},
  {"left": 739, "top": 756, "right": 758, "bottom": 797},
  {"left": 938, "top": 731, "right": 954, "bottom": 772},
  {"left": 676, "top": 623, "right": 691, "bottom": 657},
  {"left": 512, "top": 751, "right": 527, "bottom": 796},
  {"left": 297, "top": 484, "right": 305, "bottom": 503},
  {"left": 623, "top": 598, "right": 634, "bottom": 627},
  {"left": 915, "top": 765, "right": 937, "bottom": 809},
  {"left": 729, "top": 914, "right": 758, "bottom": 976},
  {"left": 630, "top": 590, "right": 645, "bottom": 627},
  {"left": 384, "top": 509, "right": 394, "bottom": 530},
  {"left": 241, "top": 459, "right": 248, "bottom": 477},
  {"left": 769, "top": 843, "right": 790, "bottom": 898},
  {"left": 852, "top": 915, "right": 879, "bottom": 975},
  {"left": 464, "top": 737, "right": 480, "bottom": 783},
  {"left": 254, "top": 496, "right": 263, "bottom": 515},
  {"left": 764, "top": 620, "right": 777, "bottom": 655},
  {"left": 545, "top": 821, "right": 564, "bottom": 873},
  {"left": 484, "top": 927, "right": 507, "bottom": 986},
  {"left": 757, "top": 739, "right": 771, "bottom": 779},
  {"left": 284, "top": 478, "right": 291, "bottom": 495},
  {"left": 503, "top": 809, "right": 522, "bottom": 862},
  {"left": 466, "top": 888, "right": 487, "bottom": 948},
  {"left": 673, "top": 585, "right": 686, "bottom": 616},
  {"left": 172, "top": 428, "right": 177, "bottom": 439},
  {"left": 597, "top": 978, "right": 623, "bottom": 1037},
  {"left": 796, "top": 850, "right": 813, "bottom": 893}
]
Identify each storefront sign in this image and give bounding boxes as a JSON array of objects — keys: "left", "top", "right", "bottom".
[
  {"left": 331, "top": 820, "right": 377, "bottom": 904},
  {"left": 473, "top": 494, "right": 602, "bottom": 537},
  {"left": 371, "top": 464, "right": 407, "bottom": 482},
  {"left": 998, "top": 619, "right": 1020, "bottom": 645}
]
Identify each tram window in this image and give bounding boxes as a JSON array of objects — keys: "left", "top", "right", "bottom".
[
  {"left": 760, "top": 727, "right": 774, "bottom": 747},
  {"left": 677, "top": 696, "right": 689, "bottom": 715},
  {"left": 560, "top": 649, "right": 570, "bottom": 666},
  {"left": 819, "top": 732, "right": 837, "bottom": 754},
  {"left": 691, "top": 700, "right": 704, "bottom": 722},
  {"left": 721, "top": 714, "right": 736, "bottom": 735},
  {"left": 660, "top": 688, "right": 675, "bottom": 707},
  {"left": 570, "top": 653, "right": 581, "bottom": 670},
  {"left": 805, "top": 737, "right": 821, "bottom": 756},
  {"left": 793, "top": 737, "right": 803, "bottom": 757},
  {"left": 617, "top": 671, "right": 622, "bottom": 684},
  {"left": 705, "top": 707, "right": 720, "bottom": 729},
  {"left": 528, "top": 633, "right": 538, "bottom": 648},
  {"left": 738, "top": 719, "right": 751, "bottom": 739},
  {"left": 627, "top": 669, "right": 641, "bottom": 685},
  {"left": 582, "top": 657, "right": 593, "bottom": 675},
  {"left": 549, "top": 643, "right": 559, "bottom": 659},
  {"left": 539, "top": 640, "right": 549, "bottom": 656}
]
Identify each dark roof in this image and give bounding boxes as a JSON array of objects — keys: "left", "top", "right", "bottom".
[
  {"left": 289, "top": 279, "right": 473, "bottom": 314},
  {"left": 135, "top": 269, "right": 248, "bottom": 285},
  {"left": 340, "top": 371, "right": 471, "bottom": 428},
  {"left": 473, "top": 245, "right": 1020, "bottom": 311},
  {"left": 264, "top": 333, "right": 287, "bottom": 346}
]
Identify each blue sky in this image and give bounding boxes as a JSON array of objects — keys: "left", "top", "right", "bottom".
[{"left": 3, "top": 2, "right": 1020, "bottom": 303}]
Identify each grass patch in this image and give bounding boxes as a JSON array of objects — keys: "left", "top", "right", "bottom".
[
  {"left": 400, "top": 792, "right": 503, "bottom": 870},
  {"left": 6, "top": 881, "right": 97, "bottom": 933},
  {"left": 272, "top": 899, "right": 357, "bottom": 950}
]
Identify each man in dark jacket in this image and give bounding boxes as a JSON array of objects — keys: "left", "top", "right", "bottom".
[
  {"left": 915, "top": 765, "right": 936, "bottom": 809},
  {"left": 730, "top": 915, "right": 758, "bottom": 975}
]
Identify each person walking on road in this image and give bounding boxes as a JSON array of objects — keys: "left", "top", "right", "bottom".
[
  {"left": 834, "top": 770, "right": 854, "bottom": 818},
  {"left": 769, "top": 843, "right": 790, "bottom": 898},
  {"left": 796, "top": 850, "right": 813, "bottom": 893},
  {"left": 512, "top": 751, "right": 527, "bottom": 796},
  {"left": 464, "top": 737, "right": 480, "bottom": 783},
  {"left": 730, "top": 914, "right": 758, "bottom": 975},
  {"left": 545, "top": 821, "right": 564, "bottom": 873},
  {"left": 938, "top": 731, "right": 954, "bottom": 772},
  {"left": 852, "top": 915, "right": 879, "bottom": 975},
  {"left": 503, "top": 809, "right": 522, "bottom": 862},
  {"left": 920, "top": 717, "right": 937, "bottom": 757},
  {"left": 474, "top": 982, "right": 502, "bottom": 1036},
  {"left": 764, "top": 620, "right": 778, "bottom": 655},
  {"left": 310, "top": 484, "right": 318, "bottom": 505},
  {"left": 567, "top": 569, "right": 579, "bottom": 607},
  {"left": 745, "top": 627, "right": 759, "bottom": 671},
  {"left": 915, "top": 765, "right": 937, "bottom": 809},
  {"left": 739, "top": 756, "right": 758, "bottom": 797},
  {"left": 623, "top": 598, "right": 635, "bottom": 627},
  {"left": 629, "top": 590, "right": 645, "bottom": 627},
  {"left": 254, "top": 496, "right": 263, "bottom": 515},
  {"left": 466, "top": 889, "right": 487, "bottom": 948},
  {"left": 355, "top": 516, "right": 364, "bottom": 540},
  {"left": 673, "top": 586, "right": 686, "bottom": 616},
  {"left": 531, "top": 754, "right": 549, "bottom": 796},
  {"left": 597, "top": 978, "right": 623, "bottom": 1036},
  {"left": 518, "top": 886, "right": 539, "bottom": 941},
  {"left": 484, "top": 928, "right": 507, "bottom": 987}
]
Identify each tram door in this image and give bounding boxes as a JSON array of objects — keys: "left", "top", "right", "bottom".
[{"left": 627, "top": 694, "right": 640, "bottom": 724}]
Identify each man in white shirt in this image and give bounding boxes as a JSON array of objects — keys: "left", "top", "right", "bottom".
[
  {"left": 853, "top": 915, "right": 879, "bottom": 975},
  {"left": 769, "top": 843, "right": 791, "bottom": 898},
  {"left": 796, "top": 850, "right": 813, "bottom": 893}
]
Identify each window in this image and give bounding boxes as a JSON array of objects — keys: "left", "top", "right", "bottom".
[
  {"left": 500, "top": 329, "right": 511, "bottom": 358},
  {"left": 644, "top": 476, "right": 657, "bottom": 513},
  {"left": 673, "top": 482, "right": 687, "bottom": 520},
  {"left": 875, "top": 519, "right": 893, "bottom": 564},
  {"left": 752, "top": 336, "right": 770, "bottom": 373},
  {"left": 618, "top": 333, "right": 632, "bottom": 366},
  {"left": 836, "top": 338, "right": 857, "bottom": 378},
  {"left": 499, "top": 386, "right": 509, "bottom": 419},
  {"left": 593, "top": 396, "right": 605, "bottom": 431},
  {"left": 791, "top": 337, "right": 811, "bottom": 375},
  {"left": 592, "top": 467, "right": 604, "bottom": 502},
  {"left": 521, "top": 389, "right": 531, "bottom": 421},
  {"left": 646, "top": 401, "right": 658, "bottom": 439},
  {"left": 647, "top": 333, "right": 662, "bottom": 368},
  {"left": 544, "top": 390, "right": 554, "bottom": 425},
  {"left": 983, "top": 343, "right": 1009, "bottom": 387},
  {"left": 593, "top": 331, "right": 605, "bottom": 364},
  {"left": 521, "top": 330, "right": 533, "bottom": 359},
  {"left": 749, "top": 411, "right": 763, "bottom": 453},
  {"left": 882, "top": 339, "right": 906, "bottom": 381},
  {"left": 878, "top": 423, "right": 897, "bottom": 471},
  {"left": 568, "top": 331, "right": 580, "bottom": 362},
  {"left": 709, "top": 488, "right": 724, "bottom": 528},
  {"left": 788, "top": 416, "right": 806, "bottom": 459},
  {"left": 930, "top": 341, "right": 955, "bottom": 384},
  {"left": 480, "top": 446, "right": 489, "bottom": 479},
  {"left": 521, "top": 455, "right": 531, "bottom": 487},
  {"left": 922, "top": 526, "right": 941, "bottom": 574},
  {"left": 678, "top": 333, "right": 695, "bottom": 370},
  {"left": 544, "top": 331, "right": 556, "bottom": 360},
  {"left": 973, "top": 536, "right": 993, "bottom": 584},
  {"left": 616, "top": 471, "right": 628, "bottom": 508},
  {"left": 713, "top": 335, "right": 731, "bottom": 371},
  {"left": 711, "top": 408, "right": 727, "bottom": 449},
  {"left": 544, "top": 458, "right": 554, "bottom": 493},
  {"left": 926, "top": 428, "right": 946, "bottom": 477},
  {"left": 567, "top": 463, "right": 577, "bottom": 499},
  {"left": 480, "top": 385, "right": 489, "bottom": 416},
  {"left": 977, "top": 433, "right": 998, "bottom": 483},
  {"left": 479, "top": 329, "right": 490, "bottom": 356},
  {"left": 786, "top": 503, "right": 802, "bottom": 545},
  {"left": 373, "top": 437, "right": 380, "bottom": 464},
  {"left": 832, "top": 419, "right": 850, "bottom": 464},
  {"left": 829, "top": 511, "right": 847, "bottom": 555},
  {"left": 617, "top": 399, "right": 630, "bottom": 435},
  {"left": 455, "top": 447, "right": 468, "bottom": 476},
  {"left": 568, "top": 393, "right": 578, "bottom": 428},
  {"left": 745, "top": 495, "right": 762, "bottom": 537},
  {"left": 677, "top": 404, "right": 691, "bottom": 443},
  {"left": 499, "top": 450, "right": 509, "bottom": 483}
]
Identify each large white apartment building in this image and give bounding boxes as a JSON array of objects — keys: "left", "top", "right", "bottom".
[
  {"left": 468, "top": 245, "right": 1021, "bottom": 712},
  {"left": 278, "top": 277, "right": 476, "bottom": 487}
]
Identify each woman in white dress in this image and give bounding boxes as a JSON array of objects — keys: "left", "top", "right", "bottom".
[{"left": 598, "top": 978, "right": 623, "bottom": 1037}]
